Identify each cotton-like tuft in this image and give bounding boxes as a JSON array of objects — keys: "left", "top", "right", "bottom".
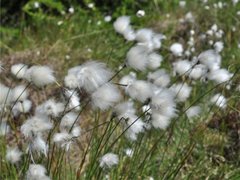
[
  {"left": 170, "top": 43, "right": 183, "bottom": 56},
  {"left": 0, "top": 83, "right": 12, "bottom": 105},
  {"left": 69, "top": 61, "right": 113, "bottom": 93},
  {"left": 6, "top": 147, "right": 23, "bottom": 164},
  {"left": 214, "top": 41, "right": 224, "bottom": 52},
  {"left": 64, "top": 74, "right": 79, "bottom": 89},
  {"left": 113, "top": 16, "right": 130, "bottom": 34},
  {"left": 12, "top": 99, "right": 32, "bottom": 116},
  {"left": 21, "top": 115, "right": 53, "bottom": 138},
  {"left": 148, "top": 69, "right": 170, "bottom": 87},
  {"left": 114, "top": 101, "right": 136, "bottom": 119},
  {"left": 91, "top": 83, "right": 121, "bottom": 110},
  {"left": 186, "top": 106, "right": 201, "bottom": 119},
  {"left": 123, "top": 27, "right": 136, "bottom": 41},
  {"left": 64, "top": 89, "right": 81, "bottom": 111},
  {"left": 126, "top": 80, "right": 153, "bottom": 102},
  {"left": 126, "top": 45, "right": 149, "bottom": 71},
  {"left": 173, "top": 60, "right": 192, "bottom": 75},
  {"left": 0, "top": 122, "right": 10, "bottom": 136},
  {"left": 35, "top": 99, "right": 64, "bottom": 117},
  {"left": 30, "top": 135, "right": 48, "bottom": 157},
  {"left": 71, "top": 126, "right": 81, "bottom": 137},
  {"left": 185, "top": 12, "right": 195, "bottom": 23},
  {"left": 53, "top": 132, "right": 73, "bottom": 150},
  {"left": 99, "top": 153, "right": 119, "bottom": 168},
  {"left": 198, "top": 50, "right": 221, "bottom": 71},
  {"left": 11, "top": 63, "right": 28, "bottom": 79},
  {"left": 26, "top": 164, "right": 50, "bottom": 180},
  {"left": 124, "top": 114, "right": 145, "bottom": 141},
  {"left": 147, "top": 53, "right": 163, "bottom": 70},
  {"left": 151, "top": 89, "right": 177, "bottom": 118},
  {"left": 152, "top": 34, "right": 165, "bottom": 50},
  {"left": 119, "top": 72, "right": 136, "bottom": 87},
  {"left": 60, "top": 112, "right": 78, "bottom": 129},
  {"left": 135, "top": 28, "right": 153, "bottom": 43},
  {"left": 170, "top": 83, "right": 192, "bottom": 102},
  {"left": 151, "top": 112, "right": 171, "bottom": 129},
  {"left": 53, "top": 132, "right": 72, "bottom": 143},
  {"left": 124, "top": 148, "right": 134, "bottom": 157},
  {"left": 25, "top": 65, "right": 55, "bottom": 87},
  {"left": 188, "top": 64, "right": 207, "bottom": 80},
  {"left": 210, "top": 93, "right": 227, "bottom": 109},
  {"left": 208, "top": 68, "right": 233, "bottom": 84},
  {"left": 12, "top": 85, "right": 28, "bottom": 102}
]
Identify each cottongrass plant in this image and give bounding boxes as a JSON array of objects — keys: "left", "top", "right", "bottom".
[{"left": 1, "top": 8, "right": 239, "bottom": 179}]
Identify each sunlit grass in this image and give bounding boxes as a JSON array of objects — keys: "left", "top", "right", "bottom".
[{"left": 1, "top": 0, "right": 240, "bottom": 179}]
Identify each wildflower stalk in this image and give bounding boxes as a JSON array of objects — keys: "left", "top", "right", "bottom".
[
  {"left": 76, "top": 127, "right": 95, "bottom": 178},
  {"left": 106, "top": 108, "right": 150, "bottom": 152},
  {"left": 164, "top": 142, "right": 196, "bottom": 179}
]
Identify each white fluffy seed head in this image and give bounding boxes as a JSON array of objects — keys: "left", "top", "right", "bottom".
[
  {"left": 119, "top": 72, "right": 136, "bottom": 88},
  {"left": 208, "top": 68, "right": 233, "bottom": 84},
  {"left": 136, "top": 10, "right": 145, "bottom": 17},
  {"left": 0, "top": 122, "right": 10, "bottom": 136},
  {"left": 210, "top": 93, "right": 227, "bottom": 109},
  {"left": 198, "top": 50, "right": 221, "bottom": 71},
  {"left": 135, "top": 28, "right": 153, "bottom": 43},
  {"left": 113, "top": 16, "right": 130, "bottom": 34},
  {"left": 60, "top": 112, "right": 78, "bottom": 129},
  {"left": 152, "top": 34, "right": 165, "bottom": 50},
  {"left": 64, "top": 89, "right": 81, "bottom": 111},
  {"left": 214, "top": 41, "right": 224, "bottom": 52},
  {"left": 114, "top": 101, "right": 136, "bottom": 119},
  {"left": 6, "top": 147, "right": 23, "bottom": 164},
  {"left": 0, "top": 83, "right": 12, "bottom": 105},
  {"left": 186, "top": 106, "right": 201, "bottom": 119},
  {"left": 53, "top": 132, "right": 72, "bottom": 143},
  {"left": 21, "top": 115, "right": 53, "bottom": 138},
  {"left": 170, "top": 83, "right": 192, "bottom": 102},
  {"left": 151, "top": 112, "right": 171, "bottom": 129},
  {"left": 151, "top": 89, "right": 176, "bottom": 118},
  {"left": 123, "top": 27, "right": 136, "bottom": 41},
  {"left": 148, "top": 69, "right": 170, "bottom": 87},
  {"left": 170, "top": 43, "right": 183, "bottom": 56},
  {"left": 36, "top": 99, "right": 64, "bottom": 117},
  {"left": 126, "top": 80, "right": 153, "bottom": 102},
  {"left": 147, "top": 53, "right": 163, "bottom": 70},
  {"left": 125, "top": 114, "right": 145, "bottom": 141},
  {"left": 24, "top": 65, "right": 55, "bottom": 87},
  {"left": 64, "top": 74, "right": 79, "bottom": 89},
  {"left": 125, "top": 148, "right": 134, "bottom": 157},
  {"left": 185, "top": 12, "right": 195, "bottom": 23},
  {"left": 99, "top": 153, "right": 119, "bottom": 168},
  {"left": 173, "top": 60, "right": 192, "bottom": 75},
  {"left": 26, "top": 164, "right": 50, "bottom": 180},
  {"left": 11, "top": 63, "right": 28, "bottom": 79},
  {"left": 188, "top": 64, "right": 207, "bottom": 80},
  {"left": 71, "top": 126, "right": 81, "bottom": 137},
  {"left": 31, "top": 135, "right": 48, "bottom": 157},
  {"left": 126, "top": 45, "right": 149, "bottom": 71},
  {"left": 72, "top": 61, "right": 113, "bottom": 93},
  {"left": 91, "top": 83, "right": 121, "bottom": 110},
  {"left": 12, "top": 85, "right": 28, "bottom": 102},
  {"left": 12, "top": 99, "right": 32, "bottom": 116},
  {"left": 53, "top": 132, "right": 73, "bottom": 150}
]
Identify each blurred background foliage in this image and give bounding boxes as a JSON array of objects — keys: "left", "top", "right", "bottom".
[{"left": 1, "top": 0, "right": 149, "bottom": 26}]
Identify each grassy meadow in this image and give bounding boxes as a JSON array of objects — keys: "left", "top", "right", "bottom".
[{"left": 0, "top": 0, "right": 240, "bottom": 179}]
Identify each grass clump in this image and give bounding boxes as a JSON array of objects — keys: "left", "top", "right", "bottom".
[{"left": 0, "top": 0, "right": 240, "bottom": 179}]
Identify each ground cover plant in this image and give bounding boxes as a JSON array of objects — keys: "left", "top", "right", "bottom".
[{"left": 0, "top": 0, "right": 240, "bottom": 179}]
